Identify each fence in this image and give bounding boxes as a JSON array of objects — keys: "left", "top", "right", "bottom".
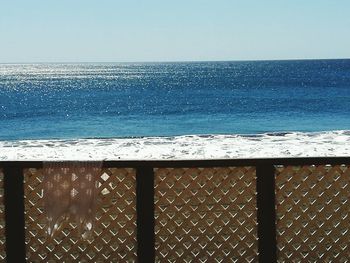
[{"left": 0, "top": 157, "right": 350, "bottom": 262}]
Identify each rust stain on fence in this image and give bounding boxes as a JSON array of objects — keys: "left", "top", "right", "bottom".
[
  {"left": 24, "top": 168, "right": 137, "bottom": 262},
  {"left": 275, "top": 164, "right": 350, "bottom": 262},
  {"left": 154, "top": 167, "right": 258, "bottom": 262}
]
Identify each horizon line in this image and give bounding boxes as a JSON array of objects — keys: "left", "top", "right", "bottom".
[{"left": 1, "top": 57, "right": 350, "bottom": 64}]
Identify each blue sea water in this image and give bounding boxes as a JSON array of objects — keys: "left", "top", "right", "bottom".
[{"left": 0, "top": 60, "right": 350, "bottom": 140}]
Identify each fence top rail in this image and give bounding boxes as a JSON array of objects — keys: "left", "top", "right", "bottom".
[{"left": 0, "top": 157, "right": 349, "bottom": 168}]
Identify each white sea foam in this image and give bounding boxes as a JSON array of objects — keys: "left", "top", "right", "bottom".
[{"left": 0, "top": 130, "right": 349, "bottom": 161}]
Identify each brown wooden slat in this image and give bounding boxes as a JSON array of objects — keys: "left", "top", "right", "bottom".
[{"left": 0, "top": 156, "right": 350, "bottom": 169}]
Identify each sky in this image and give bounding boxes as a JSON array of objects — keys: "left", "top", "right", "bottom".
[{"left": 0, "top": 0, "right": 349, "bottom": 62}]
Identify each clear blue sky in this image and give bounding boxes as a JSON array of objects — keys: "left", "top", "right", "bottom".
[{"left": 1, "top": 0, "right": 349, "bottom": 62}]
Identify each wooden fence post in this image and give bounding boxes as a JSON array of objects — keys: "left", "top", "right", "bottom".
[
  {"left": 256, "top": 164, "right": 277, "bottom": 263},
  {"left": 3, "top": 165, "right": 26, "bottom": 263},
  {"left": 136, "top": 166, "right": 155, "bottom": 263}
]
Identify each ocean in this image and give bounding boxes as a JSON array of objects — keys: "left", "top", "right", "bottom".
[{"left": 1, "top": 59, "right": 350, "bottom": 160}]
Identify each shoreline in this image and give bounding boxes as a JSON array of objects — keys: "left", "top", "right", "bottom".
[{"left": 1, "top": 130, "right": 349, "bottom": 161}]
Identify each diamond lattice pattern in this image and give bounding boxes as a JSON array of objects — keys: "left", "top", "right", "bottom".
[
  {"left": 24, "top": 168, "right": 137, "bottom": 262},
  {"left": 276, "top": 165, "right": 350, "bottom": 262},
  {"left": 154, "top": 167, "right": 258, "bottom": 263}
]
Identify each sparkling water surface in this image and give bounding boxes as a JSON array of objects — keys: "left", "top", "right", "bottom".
[{"left": 1, "top": 60, "right": 350, "bottom": 140}]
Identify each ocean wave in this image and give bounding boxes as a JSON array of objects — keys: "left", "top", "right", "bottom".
[{"left": 0, "top": 130, "right": 349, "bottom": 161}]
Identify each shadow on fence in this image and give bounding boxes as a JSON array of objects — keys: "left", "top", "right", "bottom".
[{"left": 0, "top": 157, "right": 349, "bottom": 262}]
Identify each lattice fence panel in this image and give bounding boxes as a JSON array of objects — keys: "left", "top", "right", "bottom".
[
  {"left": 24, "top": 167, "right": 137, "bottom": 263},
  {"left": 154, "top": 167, "right": 258, "bottom": 263},
  {"left": 0, "top": 169, "right": 5, "bottom": 261},
  {"left": 276, "top": 165, "right": 350, "bottom": 263}
]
